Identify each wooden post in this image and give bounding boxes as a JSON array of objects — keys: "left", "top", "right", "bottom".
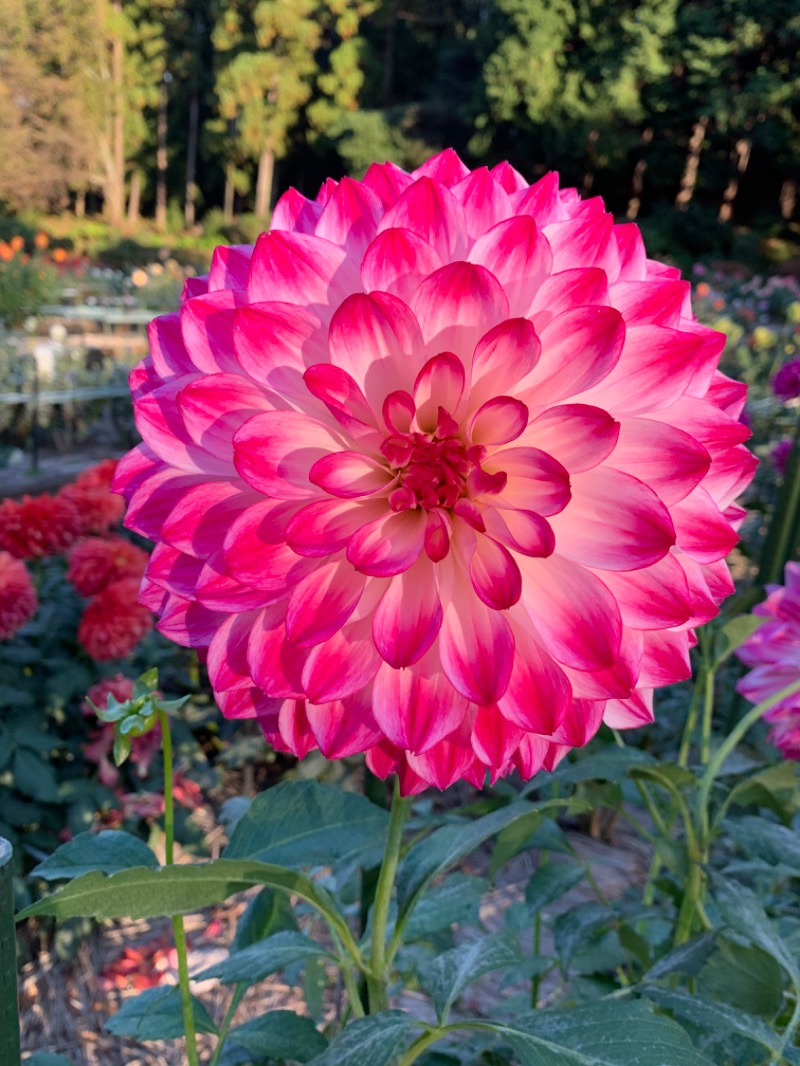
[{"left": 0, "top": 838, "right": 21, "bottom": 1066}]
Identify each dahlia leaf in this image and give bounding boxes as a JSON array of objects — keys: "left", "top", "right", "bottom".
[
  {"left": 724, "top": 815, "right": 800, "bottom": 874},
  {"left": 223, "top": 779, "right": 390, "bottom": 869},
  {"left": 726, "top": 762, "right": 800, "bottom": 819},
  {"left": 481, "top": 998, "right": 714, "bottom": 1065},
  {"left": 31, "top": 830, "right": 158, "bottom": 881},
  {"left": 712, "top": 875, "right": 800, "bottom": 987},
  {"left": 697, "top": 938, "right": 784, "bottom": 1016},
  {"left": 421, "top": 934, "right": 520, "bottom": 1022},
  {"left": 11, "top": 749, "right": 59, "bottom": 803},
  {"left": 525, "top": 862, "right": 585, "bottom": 913},
  {"left": 192, "top": 930, "right": 335, "bottom": 984},
  {"left": 105, "top": 985, "right": 218, "bottom": 1040},
  {"left": 536, "top": 746, "right": 656, "bottom": 790},
  {"left": 224, "top": 1012, "right": 327, "bottom": 1063},
  {"left": 305, "top": 1011, "right": 420, "bottom": 1066},
  {"left": 233, "top": 886, "right": 298, "bottom": 951},
  {"left": 403, "top": 874, "right": 487, "bottom": 941},
  {"left": 712, "top": 614, "right": 766, "bottom": 668},
  {"left": 642, "top": 986, "right": 781, "bottom": 1055}
]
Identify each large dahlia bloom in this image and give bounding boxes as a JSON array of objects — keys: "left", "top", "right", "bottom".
[
  {"left": 114, "top": 150, "right": 756, "bottom": 793},
  {"left": 737, "top": 563, "right": 800, "bottom": 760}
]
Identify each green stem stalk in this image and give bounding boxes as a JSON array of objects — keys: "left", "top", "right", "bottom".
[
  {"left": 678, "top": 657, "right": 705, "bottom": 768},
  {"left": 209, "top": 985, "right": 246, "bottom": 1066},
  {"left": 699, "top": 636, "right": 716, "bottom": 766},
  {"left": 158, "top": 708, "right": 200, "bottom": 1066},
  {"left": 0, "top": 839, "right": 20, "bottom": 1066},
  {"left": 395, "top": 1027, "right": 444, "bottom": 1066},
  {"left": 366, "top": 777, "right": 410, "bottom": 1014}
]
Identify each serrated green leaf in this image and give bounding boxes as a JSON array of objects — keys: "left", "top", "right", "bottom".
[
  {"left": 726, "top": 816, "right": 800, "bottom": 874},
  {"left": 713, "top": 615, "right": 765, "bottom": 667},
  {"left": 547, "top": 748, "right": 657, "bottom": 787},
  {"left": 233, "top": 887, "right": 298, "bottom": 951},
  {"left": 491, "top": 799, "right": 591, "bottom": 875},
  {"left": 105, "top": 985, "right": 217, "bottom": 1040},
  {"left": 32, "top": 831, "right": 158, "bottom": 881},
  {"left": 12, "top": 749, "right": 59, "bottom": 803},
  {"left": 629, "top": 763, "right": 697, "bottom": 796},
  {"left": 397, "top": 800, "right": 581, "bottom": 922},
  {"left": 699, "top": 938, "right": 785, "bottom": 1016},
  {"left": 552, "top": 903, "right": 610, "bottom": 973},
  {"left": 226, "top": 1011, "right": 327, "bottom": 1062},
  {"left": 525, "top": 862, "right": 584, "bottom": 913},
  {"left": 224, "top": 780, "right": 389, "bottom": 869},
  {"left": 485, "top": 998, "right": 714, "bottom": 1065},
  {"left": 404, "top": 874, "right": 487, "bottom": 940},
  {"left": 713, "top": 875, "right": 800, "bottom": 986},
  {"left": 727, "top": 762, "right": 800, "bottom": 819},
  {"left": 422, "top": 935, "right": 519, "bottom": 1021},
  {"left": 645, "top": 934, "right": 715, "bottom": 981},
  {"left": 643, "top": 986, "right": 780, "bottom": 1054},
  {"left": 194, "top": 931, "right": 333, "bottom": 984},
  {"left": 306, "top": 1011, "right": 420, "bottom": 1066}
]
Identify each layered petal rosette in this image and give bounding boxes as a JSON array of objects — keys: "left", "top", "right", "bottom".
[
  {"left": 737, "top": 562, "right": 800, "bottom": 760},
  {"left": 113, "top": 150, "right": 756, "bottom": 793}
]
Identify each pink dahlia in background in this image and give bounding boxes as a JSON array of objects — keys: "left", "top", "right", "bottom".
[
  {"left": 737, "top": 562, "right": 800, "bottom": 760},
  {"left": 0, "top": 492, "right": 80, "bottom": 559},
  {"left": 67, "top": 535, "right": 149, "bottom": 597},
  {"left": 0, "top": 551, "right": 37, "bottom": 639},
  {"left": 113, "top": 149, "right": 756, "bottom": 793},
  {"left": 59, "top": 459, "right": 126, "bottom": 535},
  {"left": 78, "top": 577, "right": 154, "bottom": 661}
]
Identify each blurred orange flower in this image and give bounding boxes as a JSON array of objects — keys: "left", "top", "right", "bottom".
[
  {"left": 34, "top": 231, "right": 49, "bottom": 250},
  {"left": 695, "top": 281, "right": 711, "bottom": 298},
  {"left": 52, "top": 247, "right": 68, "bottom": 263},
  {"left": 0, "top": 242, "right": 13, "bottom": 261},
  {"left": 712, "top": 297, "right": 725, "bottom": 311},
  {"left": 9, "top": 236, "right": 24, "bottom": 253}
]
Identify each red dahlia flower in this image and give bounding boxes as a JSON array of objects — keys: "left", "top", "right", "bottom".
[
  {"left": 0, "top": 492, "right": 80, "bottom": 559},
  {"left": 78, "top": 577, "right": 154, "bottom": 661},
  {"left": 58, "top": 459, "right": 126, "bottom": 536},
  {"left": 67, "top": 535, "right": 149, "bottom": 597},
  {"left": 113, "top": 150, "right": 756, "bottom": 793},
  {"left": 0, "top": 551, "right": 37, "bottom": 639},
  {"left": 737, "top": 563, "right": 800, "bottom": 760}
]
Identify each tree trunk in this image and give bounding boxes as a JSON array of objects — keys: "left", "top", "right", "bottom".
[
  {"left": 106, "top": 1, "right": 125, "bottom": 225},
  {"left": 155, "top": 75, "right": 169, "bottom": 230},
  {"left": 127, "top": 169, "right": 142, "bottom": 224},
  {"left": 719, "top": 137, "right": 752, "bottom": 222},
  {"left": 626, "top": 127, "right": 653, "bottom": 220},
  {"left": 184, "top": 92, "right": 199, "bottom": 227},
  {"left": 224, "top": 164, "right": 235, "bottom": 221},
  {"left": 780, "top": 179, "right": 797, "bottom": 222},
  {"left": 675, "top": 115, "right": 709, "bottom": 210},
  {"left": 75, "top": 190, "right": 86, "bottom": 218},
  {"left": 255, "top": 148, "right": 275, "bottom": 219}
]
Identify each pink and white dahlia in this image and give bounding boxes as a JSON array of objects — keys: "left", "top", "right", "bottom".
[
  {"left": 113, "top": 150, "right": 756, "bottom": 793},
  {"left": 737, "top": 562, "right": 800, "bottom": 760}
]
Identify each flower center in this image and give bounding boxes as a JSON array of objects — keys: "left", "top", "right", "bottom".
[{"left": 381, "top": 406, "right": 506, "bottom": 512}]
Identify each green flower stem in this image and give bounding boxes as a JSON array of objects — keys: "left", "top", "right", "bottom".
[
  {"left": 699, "top": 633, "right": 716, "bottom": 766},
  {"left": 774, "top": 992, "right": 800, "bottom": 1064},
  {"left": 366, "top": 777, "right": 411, "bottom": 1014},
  {"left": 340, "top": 956, "right": 367, "bottom": 1019},
  {"left": 678, "top": 656, "right": 705, "bottom": 768},
  {"left": 158, "top": 708, "right": 200, "bottom": 1066},
  {"left": 208, "top": 985, "right": 246, "bottom": 1066},
  {"left": 0, "top": 839, "right": 20, "bottom": 1066}
]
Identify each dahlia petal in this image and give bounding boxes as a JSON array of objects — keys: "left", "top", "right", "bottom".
[
  {"left": 148, "top": 314, "right": 195, "bottom": 378},
  {"left": 304, "top": 691, "right": 384, "bottom": 758},
  {"left": 382, "top": 390, "right": 416, "bottom": 433},
  {"left": 412, "top": 148, "right": 471, "bottom": 186},
  {"left": 156, "top": 596, "right": 226, "bottom": 648},
  {"left": 609, "top": 279, "right": 689, "bottom": 327},
  {"left": 468, "top": 534, "right": 522, "bottom": 610},
  {"left": 411, "top": 261, "right": 509, "bottom": 359},
  {"left": 514, "top": 171, "right": 560, "bottom": 223},
  {"left": 704, "top": 446, "right": 759, "bottom": 510},
  {"left": 523, "top": 404, "right": 619, "bottom": 473},
  {"left": 451, "top": 168, "right": 514, "bottom": 240},
  {"left": 366, "top": 742, "right": 430, "bottom": 795},
  {"left": 483, "top": 506, "right": 554, "bottom": 557},
  {"left": 413, "top": 352, "right": 466, "bottom": 430},
  {"left": 519, "top": 306, "right": 625, "bottom": 408},
  {"left": 206, "top": 612, "right": 256, "bottom": 691},
  {"left": 670, "top": 486, "right": 739, "bottom": 563},
  {"left": 378, "top": 177, "right": 468, "bottom": 260},
  {"left": 361, "top": 228, "right": 444, "bottom": 305},
  {"left": 588, "top": 552, "right": 693, "bottom": 629},
  {"left": 233, "top": 410, "right": 345, "bottom": 499},
  {"left": 161, "top": 481, "right": 258, "bottom": 558},
  {"left": 346, "top": 508, "right": 426, "bottom": 576},
  {"left": 195, "top": 558, "right": 281, "bottom": 611},
  {"left": 637, "top": 629, "right": 692, "bottom": 687},
  {"left": 468, "top": 216, "right": 552, "bottom": 317},
  {"left": 549, "top": 698, "right": 606, "bottom": 747},
  {"left": 648, "top": 395, "right": 750, "bottom": 453},
  {"left": 561, "top": 628, "right": 640, "bottom": 699},
  {"left": 517, "top": 553, "right": 621, "bottom": 671},
  {"left": 146, "top": 542, "right": 204, "bottom": 599},
  {"left": 528, "top": 268, "right": 610, "bottom": 332},
  {"left": 498, "top": 622, "right": 570, "bottom": 734},
  {"left": 372, "top": 650, "right": 469, "bottom": 752},
  {"left": 613, "top": 224, "right": 648, "bottom": 282},
  {"left": 486, "top": 446, "right": 570, "bottom": 517},
  {"left": 372, "top": 558, "right": 442, "bottom": 667},
  {"left": 223, "top": 500, "right": 316, "bottom": 591},
  {"left": 406, "top": 722, "right": 484, "bottom": 791},
  {"left": 303, "top": 363, "right": 379, "bottom": 435},
  {"left": 182, "top": 276, "right": 209, "bottom": 303},
  {"left": 218, "top": 686, "right": 281, "bottom": 722},
  {"left": 309, "top": 451, "right": 393, "bottom": 498},
  {"left": 490, "top": 160, "right": 528, "bottom": 193},
  {"left": 270, "top": 187, "right": 324, "bottom": 234},
  {"left": 208, "top": 244, "right": 253, "bottom": 291},
  {"left": 610, "top": 418, "right": 711, "bottom": 505},
  {"left": 181, "top": 290, "right": 247, "bottom": 374},
  {"left": 361, "top": 161, "right": 414, "bottom": 206},
  {"left": 277, "top": 700, "right": 317, "bottom": 758},
  {"left": 135, "top": 379, "right": 232, "bottom": 475},
  {"left": 549, "top": 468, "right": 675, "bottom": 571},
  {"left": 315, "top": 177, "right": 384, "bottom": 259},
  {"left": 285, "top": 559, "right": 366, "bottom": 647},
  {"left": 285, "top": 497, "right": 387, "bottom": 557},
  {"left": 233, "top": 301, "right": 328, "bottom": 406},
  {"left": 248, "top": 607, "right": 307, "bottom": 698},
  {"left": 471, "top": 703, "right": 523, "bottom": 768},
  {"left": 301, "top": 617, "right": 380, "bottom": 702},
  {"left": 123, "top": 464, "right": 214, "bottom": 542},
  {"left": 439, "top": 565, "right": 515, "bottom": 703},
  {"left": 328, "top": 291, "right": 426, "bottom": 407},
  {"left": 603, "top": 689, "right": 655, "bottom": 729},
  {"left": 470, "top": 396, "right": 528, "bottom": 446},
  {"left": 424, "top": 509, "right": 451, "bottom": 562},
  {"left": 178, "top": 374, "right": 273, "bottom": 461},
  {"left": 512, "top": 735, "right": 554, "bottom": 778},
  {"left": 469, "top": 319, "right": 541, "bottom": 407},
  {"left": 545, "top": 212, "right": 618, "bottom": 275},
  {"left": 247, "top": 231, "right": 360, "bottom": 317}
]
